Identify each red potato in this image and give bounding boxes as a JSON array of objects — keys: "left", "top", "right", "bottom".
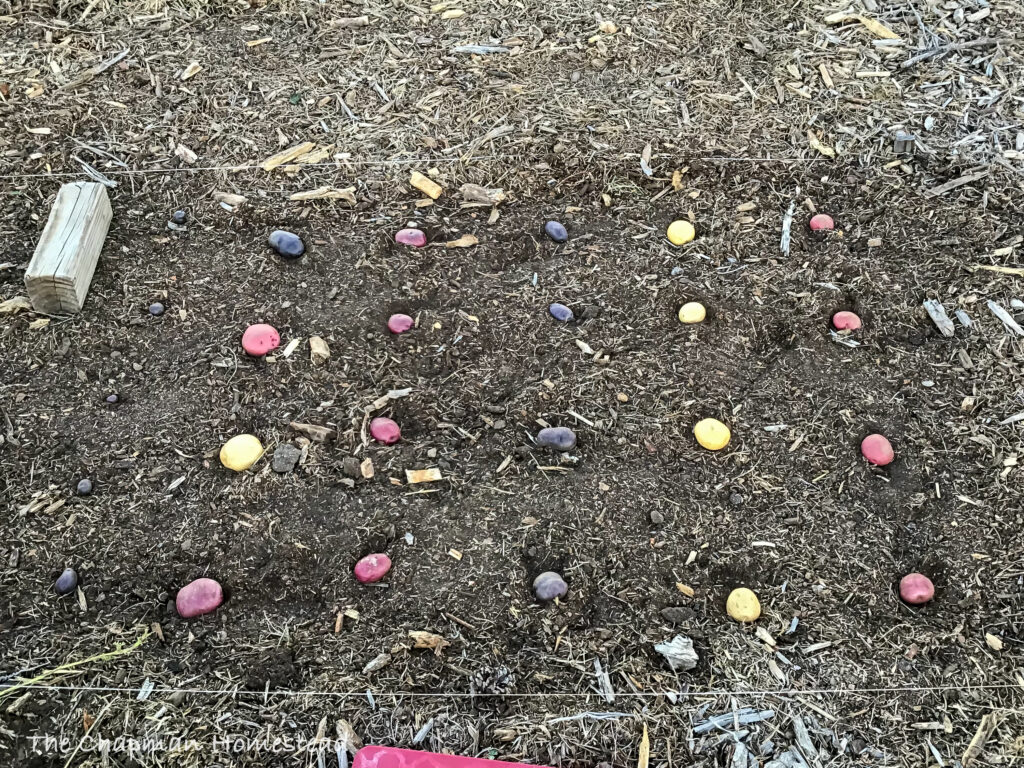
[
  {"left": 832, "top": 311, "right": 862, "bottom": 331},
  {"left": 176, "top": 578, "right": 224, "bottom": 618},
  {"left": 861, "top": 434, "right": 894, "bottom": 466},
  {"left": 388, "top": 314, "right": 414, "bottom": 334},
  {"left": 810, "top": 214, "right": 835, "bottom": 231},
  {"left": 355, "top": 553, "right": 392, "bottom": 584},
  {"left": 899, "top": 573, "right": 934, "bottom": 605},
  {"left": 370, "top": 417, "right": 401, "bottom": 444}
]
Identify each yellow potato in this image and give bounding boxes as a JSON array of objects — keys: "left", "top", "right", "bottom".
[
  {"left": 666, "top": 219, "right": 695, "bottom": 245},
  {"left": 726, "top": 587, "right": 761, "bottom": 622},
  {"left": 694, "top": 418, "right": 730, "bottom": 450},
  {"left": 678, "top": 301, "right": 706, "bottom": 324},
  {"left": 220, "top": 434, "right": 264, "bottom": 471}
]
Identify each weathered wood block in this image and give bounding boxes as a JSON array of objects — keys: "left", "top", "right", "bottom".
[{"left": 24, "top": 182, "right": 112, "bottom": 314}]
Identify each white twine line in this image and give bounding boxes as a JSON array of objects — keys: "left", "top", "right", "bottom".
[
  {"left": 0, "top": 154, "right": 821, "bottom": 181},
  {"left": 2, "top": 682, "right": 1019, "bottom": 698}
]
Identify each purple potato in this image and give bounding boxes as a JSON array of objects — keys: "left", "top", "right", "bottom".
[
  {"left": 55, "top": 567, "right": 77, "bottom": 595},
  {"left": 544, "top": 221, "right": 568, "bottom": 242},
  {"left": 76, "top": 478, "right": 93, "bottom": 496},
  {"left": 269, "top": 229, "right": 305, "bottom": 259},
  {"left": 533, "top": 571, "right": 568, "bottom": 601},
  {"left": 536, "top": 426, "right": 577, "bottom": 451},
  {"left": 148, "top": 302, "right": 165, "bottom": 316},
  {"left": 171, "top": 210, "right": 187, "bottom": 225},
  {"left": 549, "top": 303, "right": 574, "bottom": 322}
]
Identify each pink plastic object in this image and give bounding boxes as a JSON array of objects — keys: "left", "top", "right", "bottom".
[
  {"left": 809, "top": 214, "right": 835, "bottom": 231},
  {"left": 899, "top": 573, "right": 934, "bottom": 605},
  {"left": 396, "top": 228, "right": 427, "bottom": 247},
  {"left": 176, "top": 578, "right": 223, "bottom": 618},
  {"left": 370, "top": 417, "right": 401, "bottom": 444},
  {"left": 832, "top": 311, "right": 862, "bottom": 331},
  {"left": 355, "top": 554, "right": 392, "bottom": 584},
  {"left": 388, "top": 313, "right": 414, "bottom": 334},
  {"left": 355, "top": 746, "right": 550, "bottom": 768},
  {"left": 861, "top": 433, "right": 894, "bottom": 466},
  {"left": 242, "top": 324, "right": 281, "bottom": 356}
]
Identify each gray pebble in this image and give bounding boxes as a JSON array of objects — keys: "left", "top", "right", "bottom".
[
  {"left": 55, "top": 567, "right": 78, "bottom": 595},
  {"left": 272, "top": 443, "right": 302, "bottom": 473},
  {"left": 660, "top": 606, "right": 694, "bottom": 624},
  {"left": 671, "top": 266, "right": 684, "bottom": 276},
  {"left": 342, "top": 456, "right": 362, "bottom": 478},
  {"left": 729, "top": 492, "right": 744, "bottom": 506},
  {"left": 650, "top": 510, "right": 665, "bottom": 525}
]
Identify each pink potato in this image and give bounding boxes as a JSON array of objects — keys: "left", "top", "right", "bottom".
[
  {"left": 355, "top": 553, "right": 392, "bottom": 584},
  {"left": 176, "top": 577, "right": 224, "bottom": 618},
  {"left": 370, "top": 417, "right": 401, "bottom": 444},
  {"left": 395, "top": 228, "right": 427, "bottom": 247},
  {"left": 861, "top": 434, "right": 894, "bottom": 466},
  {"left": 899, "top": 572, "right": 934, "bottom": 605},
  {"left": 388, "top": 314, "right": 414, "bottom": 334},
  {"left": 242, "top": 324, "right": 281, "bottom": 356},
  {"left": 809, "top": 214, "right": 835, "bottom": 231},
  {"left": 832, "top": 311, "right": 861, "bottom": 331}
]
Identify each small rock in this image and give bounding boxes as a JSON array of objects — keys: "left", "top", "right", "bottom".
[
  {"left": 533, "top": 571, "right": 568, "bottom": 601},
  {"left": 269, "top": 230, "right": 305, "bottom": 259},
  {"left": 671, "top": 266, "right": 684, "bottom": 276},
  {"left": 170, "top": 210, "right": 187, "bottom": 225},
  {"left": 388, "top": 313, "right": 414, "bottom": 333},
  {"left": 76, "top": 478, "right": 93, "bottom": 496},
  {"left": 1011, "top": 299, "right": 1024, "bottom": 310},
  {"left": 342, "top": 457, "right": 362, "bottom": 478},
  {"left": 242, "top": 324, "right": 281, "bottom": 356},
  {"left": 176, "top": 577, "right": 224, "bottom": 618},
  {"left": 655, "top": 634, "right": 699, "bottom": 671},
  {"left": 544, "top": 221, "right": 568, "bottom": 242},
  {"left": 729, "top": 492, "right": 743, "bottom": 506},
  {"left": 105, "top": 393, "right": 119, "bottom": 404},
  {"left": 548, "top": 303, "right": 574, "bottom": 322},
  {"left": 660, "top": 606, "right": 694, "bottom": 624},
  {"left": 272, "top": 443, "right": 301, "bottom": 473},
  {"left": 55, "top": 567, "right": 78, "bottom": 595},
  {"left": 650, "top": 509, "right": 665, "bottom": 524},
  {"left": 395, "top": 228, "right": 426, "bottom": 247},
  {"left": 148, "top": 302, "right": 165, "bottom": 317},
  {"left": 536, "top": 426, "right": 577, "bottom": 451},
  {"left": 355, "top": 553, "right": 392, "bottom": 584},
  {"left": 809, "top": 213, "right": 835, "bottom": 231},
  {"left": 370, "top": 417, "right": 401, "bottom": 445},
  {"left": 168, "top": 690, "right": 186, "bottom": 707}
]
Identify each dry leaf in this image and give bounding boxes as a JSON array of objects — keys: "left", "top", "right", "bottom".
[
  {"left": 360, "top": 458, "right": 374, "bottom": 479},
  {"left": 985, "top": 633, "right": 1003, "bottom": 651},
  {"left": 410, "top": 171, "right": 443, "bottom": 199},
  {"left": 441, "top": 9, "right": 465, "bottom": 19},
  {"left": 246, "top": 37, "right": 272, "bottom": 47},
  {"left": 174, "top": 143, "right": 197, "bottom": 164},
  {"left": 309, "top": 336, "right": 330, "bottom": 365},
  {"left": 83, "top": 710, "right": 95, "bottom": 731},
  {"left": 638, "top": 724, "right": 650, "bottom": 768},
  {"left": 289, "top": 421, "right": 336, "bottom": 442},
  {"left": 262, "top": 141, "right": 316, "bottom": 172},
  {"left": 676, "top": 582, "right": 694, "bottom": 597},
  {"left": 289, "top": 186, "right": 356, "bottom": 204},
  {"left": 0, "top": 296, "right": 32, "bottom": 314},
  {"left": 807, "top": 130, "right": 836, "bottom": 158},
  {"left": 28, "top": 318, "right": 50, "bottom": 330},
  {"left": 329, "top": 16, "right": 369, "bottom": 28},
  {"left": 212, "top": 191, "right": 247, "bottom": 206},
  {"left": 824, "top": 12, "right": 900, "bottom": 40},
  {"left": 446, "top": 234, "right": 478, "bottom": 248},
  {"left": 671, "top": 170, "right": 686, "bottom": 191},
  {"left": 180, "top": 61, "right": 203, "bottom": 81},
  {"left": 599, "top": 20, "right": 618, "bottom": 33},
  {"left": 460, "top": 183, "right": 505, "bottom": 205},
  {"left": 406, "top": 467, "right": 443, "bottom": 484},
  {"left": 26, "top": 126, "right": 52, "bottom": 135},
  {"left": 640, "top": 142, "right": 653, "bottom": 177},
  {"left": 408, "top": 630, "right": 450, "bottom": 655}
]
